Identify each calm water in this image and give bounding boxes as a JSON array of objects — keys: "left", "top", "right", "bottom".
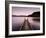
[{"left": 12, "top": 17, "right": 40, "bottom": 31}]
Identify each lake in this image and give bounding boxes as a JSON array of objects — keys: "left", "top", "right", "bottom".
[{"left": 12, "top": 17, "right": 40, "bottom": 31}]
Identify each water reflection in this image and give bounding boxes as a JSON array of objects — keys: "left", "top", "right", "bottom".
[{"left": 12, "top": 17, "right": 40, "bottom": 31}]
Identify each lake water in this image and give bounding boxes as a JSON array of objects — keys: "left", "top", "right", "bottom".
[{"left": 12, "top": 17, "right": 40, "bottom": 31}]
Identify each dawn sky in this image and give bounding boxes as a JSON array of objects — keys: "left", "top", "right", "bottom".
[{"left": 12, "top": 7, "right": 40, "bottom": 16}]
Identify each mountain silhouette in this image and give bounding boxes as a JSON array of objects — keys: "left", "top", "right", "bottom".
[
  {"left": 12, "top": 11, "right": 40, "bottom": 17},
  {"left": 28, "top": 11, "right": 40, "bottom": 17}
]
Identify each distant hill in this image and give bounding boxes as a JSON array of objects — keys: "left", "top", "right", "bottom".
[
  {"left": 28, "top": 11, "right": 40, "bottom": 17},
  {"left": 12, "top": 15, "right": 27, "bottom": 17},
  {"left": 12, "top": 11, "right": 40, "bottom": 17}
]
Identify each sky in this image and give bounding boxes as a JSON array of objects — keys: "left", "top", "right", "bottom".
[{"left": 12, "top": 7, "right": 40, "bottom": 16}]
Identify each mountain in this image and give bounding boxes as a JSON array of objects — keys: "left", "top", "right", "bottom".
[
  {"left": 12, "top": 15, "right": 27, "bottom": 17},
  {"left": 12, "top": 11, "right": 40, "bottom": 17},
  {"left": 28, "top": 11, "right": 40, "bottom": 17}
]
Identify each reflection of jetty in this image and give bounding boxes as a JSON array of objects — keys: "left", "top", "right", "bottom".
[
  {"left": 12, "top": 11, "right": 40, "bottom": 31},
  {"left": 12, "top": 17, "right": 40, "bottom": 31},
  {"left": 20, "top": 18, "right": 32, "bottom": 30}
]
